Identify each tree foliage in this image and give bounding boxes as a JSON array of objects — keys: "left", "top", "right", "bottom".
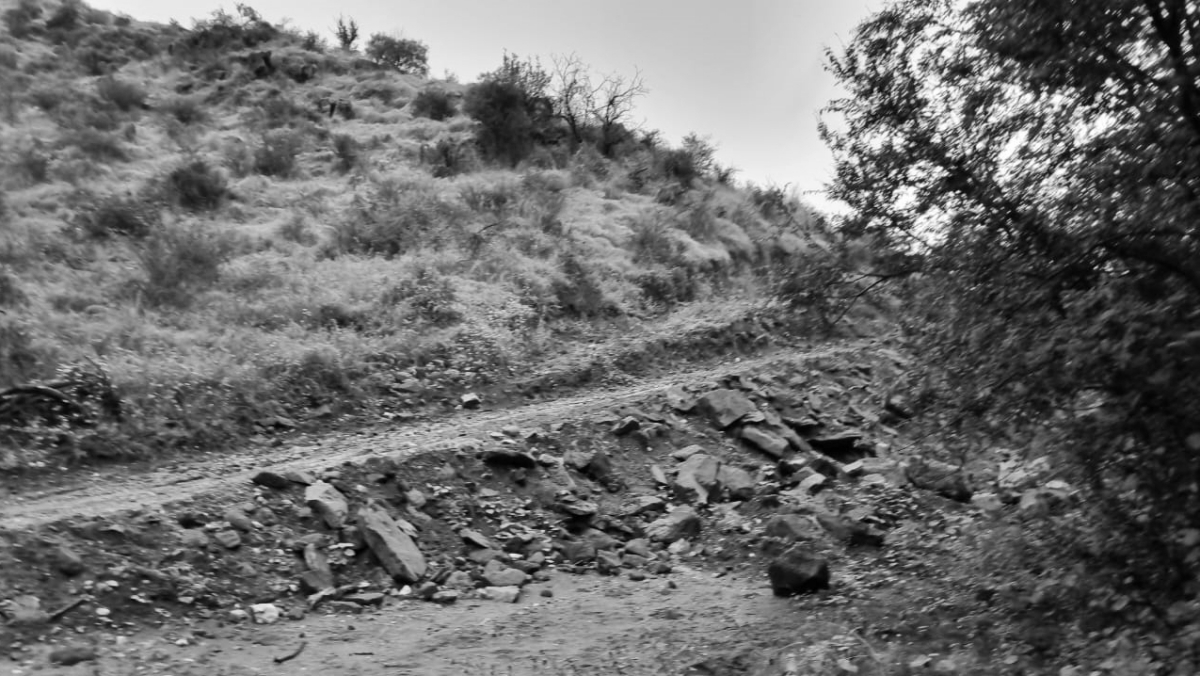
[
  {"left": 824, "top": 0, "right": 1200, "bottom": 573},
  {"left": 365, "top": 33, "right": 428, "bottom": 75}
]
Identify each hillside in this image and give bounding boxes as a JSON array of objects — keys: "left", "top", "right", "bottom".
[{"left": 0, "top": 0, "right": 837, "bottom": 469}]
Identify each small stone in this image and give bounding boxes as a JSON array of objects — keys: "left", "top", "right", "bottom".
[
  {"left": 611, "top": 416, "right": 640, "bottom": 436},
  {"left": 251, "top": 471, "right": 292, "bottom": 490},
  {"left": 223, "top": 508, "right": 255, "bottom": 532},
  {"left": 696, "top": 389, "right": 758, "bottom": 429},
  {"left": 628, "top": 571, "right": 647, "bottom": 582},
  {"left": 48, "top": 645, "right": 97, "bottom": 666},
  {"left": 405, "top": 489, "right": 427, "bottom": 509},
  {"left": 482, "top": 560, "right": 529, "bottom": 587},
  {"left": 461, "top": 393, "right": 482, "bottom": 409},
  {"left": 540, "top": 588, "right": 554, "bottom": 598},
  {"left": 460, "top": 529, "right": 495, "bottom": 550},
  {"left": 250, "top": 603, "right": 281, "bottom": 624},
  {"left": 596, "top": 550, "right": 623, "bottom": 575},
  {"left": 767, "top": 549, "right": 830, "bottom": 596},
  {"left": 739, "top": 426, "right": 790, "bottom": 459},
  {"left": 213, "top": 530, "right": 242, "bottom": 549},
  {"left": 345, "top": 592, "right": 385, "bottom": 607},
  {"left": 431, "top": 590, "right": 459, "bottom": 604},
  {"left": 764, "top": 514, "right": 822, "bottom": 543},
  {"left": 477, "top": 586, "right": 520, "bottom": 603},
  {"left": 671, "top": 444, "right": 704, "bottom": 461},
  {"left": 624, "top": 538, "right": 652, "bottom": 558},
  {"left": 53, "top": 546, "right": 85, "bottom": 577},
  {"left": 560, "top": 540, "right": 597, "bottom": 564},
  {"left": 645, "top": 506, "right": 702, "bottom": 544}
]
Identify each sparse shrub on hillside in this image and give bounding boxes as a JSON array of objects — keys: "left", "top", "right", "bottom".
[
  {"left": 636, "top": 266, "right": 699, "bottom": 307},
  {"left": 220, "top": 138, "right": 255, "bottom": 177},
  {"left": 553, "top": 253, "right": 613, "bottom": 317},
  {"left": 96, "top": 76, "right": 147, "bottom": 112},
  {"left": 365, "top": 33, "right": 429, "bottom": 75},
  {"left": 3, "top": 0, "right": 43, "bottom": 40},
  {"left": 0, "top": 47, "right": 17, "bottom": 70},
  {"left": 459, "top": 178, "right": 519, "bottom": 219},
  {"left": 61, "top": 129, "right": 128, "bottom": 163},
  {"left": 301, "top": 30, "right": 326, "bottom": 52},
  {"left": 29, "top": 87, "right": 68, "bottom": 112},
  {"left": 254, "top": 129, "right": 303, "bottom": 177},
  {"left": 334, "top": 176, "right": 465, "bottom": 257},
  {"left": 334, "top": 15, "right": 359, "bottom": 51},
  {"left": 410, "top": 88, "right": 455, "bottom": 121},
  {"left": 275, "top": 212, "right": 319, "bottom": 246},
  {"left": 77, "top": 192, "right": 157, "bottom": 239},
  {"left": 173, "top": 6, "right": 277, "bottom": 64},
  {"left": 628, "top": 211, "right": 681, "bottom": 266},
  {"left": 380, "top": 267, "right": 462, "bottom": 327},
  {"left": 420, "top": 137, "right": 478, "bottom": 178},
  {"left": 569, "top": 144, "right": 609, "bottom": 187},
  {"left": 247, "top": 93, "right": 315, "bottom": 129},
  {"left": 331, "top": 133, "right": 358, "bottom": 173},
  {"left": 44, "top": 0, "right": 83, "bottom": 42},
  {"left": 159, "top": 95, "right": 207, "bottom": 125},
  {"left": 13, "top": 143, "right": 50, "bottom": 184},
  {"left": 464, "top": 80, "right": 535, "bottom": 167},
  {"left": 657, "top": 147, "right": 701, "bottom": 188},
  {"left": 165, "top": 159, "right": 228, "bottom": 211},
  {"left": 0, "top": 268, "right": 26, "bottom": 308},
  {"left": 0, "top": 318, "right": 53, "bottom": 388},
  {"left": 136, "top": 225, "right": 235, "bottom": 307}
]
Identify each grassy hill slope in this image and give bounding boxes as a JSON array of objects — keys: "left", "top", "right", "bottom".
[{"left": 0, "top": 0, "right": 834, "bottom": 468}]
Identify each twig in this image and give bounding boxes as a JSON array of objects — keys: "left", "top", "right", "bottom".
[
  {"left": 47, "top": 597, "right": 87, "bottom": 623},
  {"left": 273, "top": 641, "right": 306, "bottom": 664}
]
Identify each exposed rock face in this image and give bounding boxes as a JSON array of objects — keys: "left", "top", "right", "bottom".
[
  {"left": 767, "top": 549, "right": 830, "bottom": 596},
  {"left": 645, "top": 506, "right": 702, "bottom": 543},
  {"left": 696, "top": 389, "right": 758, "bottom": 429},
  {"left": 305, "top": 481, "right": 349, "bottom": 529},
  {"left": 357, "top": 503, "right": 426, "bottom": 584}
]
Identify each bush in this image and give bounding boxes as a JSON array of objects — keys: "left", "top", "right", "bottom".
[
  {"left": 13, "top": 144, "right": 49, "bottom": 184},
  {"left": 0, "top": 268, "right": 25, "bottom": 307},
  {"left": 254, "top": 129, "right": 304, "bottom": 177},
  {"left": 61, "top": 129, "right": 128, "bottom": 162},
  {"left": 96, "top": 76, "right": 147, "bottom": 112},
  {"left": 28, "top": 87, "right": 67, "bottom": 112},
  {"left": 334, "top": 176, "right": 464, "bottom": 257},
  {"left": 3, "top": 0, "right": 42, "bottom": 40},
  {"left": 331, "top": 133, "right": 358, "bottom": 173},
  {"left": 365, "top": 33, "right": 428, "bottom": 75},
  {"left": 137, "top": 225, "right": 234, "bottom": 307},
  {"left": 334, "top": 15, "right": 359, "bottom": 51},
  {"left": 420, "top": 137, "right": 477, "bottom": 178},
  {"left": 410, "top": 88, "right": 455, "bottom": 121},
  {"left": 166, "top": 159, "right": 228, "bottom": 211},
  {"left": 159, "top": 95, "right": 206, "bottom": 124},
  {"left": 301, "top": 30, "right": 325, "bottom": 52},
  {"left": 464, "top": 80, "right": 534, "bottom": 167},
  {"left": 0, "top": 318, "right": 52, "bottom": 389},
  {"left": 78, "top": 192, "right": 157, "bottom": 239},
  {"left": 380, "top": 268, "right": 461, "bottom": 326}
]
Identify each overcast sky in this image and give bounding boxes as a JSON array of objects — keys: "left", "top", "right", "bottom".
[{"left": 88, "top": 0, "right": 881, "bottom": 212}]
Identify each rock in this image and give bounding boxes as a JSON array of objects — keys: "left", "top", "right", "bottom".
[
  {"left": 767, "top": 549, "right": 830, "bottom": 596},
  {"left": 477, "top": 586, "right": 521, "bottom": 603},
  {"left": 671, "top": 444, "right": 704, "bottom": 461},
  {"left": 358, "top": 503, "right": 427, "bottom": 583},
  {"left": 650, "top": 464, "right": 670, "bottom": 485},
  {"left": 623, "top": 553, "right": 650, "bottom": 568},
  {"left": 624, "top": 538, "right": 653, "bottom": 558},
  {"left": 251, "top": 471, "right": 292, "bottom": 490},
  {"left": 482, "top": 448, "right": 537, "bottom": 468},
  {"left": 884, "top": 392, "right": 915, "bottom": 419},
  {"left": 298, "top": 570, "right": 333, "bottom": 594},
  {"left": 809, "top": 434, "right": 868, "bottom": 462},
  {"left": 431, "top": 590, "right": 460, "bottom": 604},
  {"left": 284, "top": 470, "right": 317, "bottom": 485},
  {"left": 443, "top": 571, "right": 474, "bottom": 590},
  {"left": 303, "top": 543, "right": 334, "bottom": 589},
  {"left": 460, "top": 529, "right": 494, "bottom": 550},
  {"left": 48, "top": 645, "right": 97, "bottom": 666},
  {"left": 177, "top": 512, "right": 207, "bottom": 528},
  {"left": 673, "top": 453, "right": 721, "bottom": 504},
  {"left": 807, "top": 455, "right": 847, "bottom": 482},
  {"left": 906, "top": 458, "right": 972, "bottom": 502},
  {"left": 798, "top": 472, "right": 827, "bottom": 495},
  {"left": 764, "top": 514, "right": 822, "bottom": 542},
  {"left": 556, "top": 498, "right": 599, "bottom": 517},
  {"left": 179, "top": 529, "right": 209, "bottom": 548},
  {"left": 345, "top": 592, "right": 385, "bottom": 607},
  {"left": 739, "top": 426, "right": 790, "bottom": 459},
  {"left": 213, "top": 530, "right": 242, "bottom": 549},
  {"left": 815, "top": 512, "right": 884, "bottom": 547},
  {"left": 596, "top": 550, "right": 623, "bottom": 575},
  {"left": 306, "top": 481, "right": 350, "bottom": 529},
  {"left": 612, "top": 416, "right": 641, "bottom": 435},
  {"left": 645, "top": 506, "right": 702, "bottom": 544},
  {"left": 716, "top": 465, "right": 757, "bottom": 501},
  {"left": 561, "top": 540, "right": 597, "bottom": 563},
  {"left": 414, "top": 581, "right": 439, "bottom": 599},
  {"left": 461, "top": 392, "right": 482, "bottom": 409},
  {"left": 467, "top": 548, "right": 504, "bottom": 564},
  {"left": 581, "top": 528, "right": 620, "bottom": 551},
  {"left": 223, "top": 508, "right": 255, "bottom": 532},
  {"left": 972, "top": 492, "right": 1004, "bottom": 513},
  {"left": 648, "top": 561, "right": 673, "bottom": 575},
  {"left": 629, "top": 570, "right": 647, "bottom": 581},
  {"left": 482, "top": 560, "right": 529, "bottom": 587},
  {"left": 405, "top": 488, "right": 427, "bottom": 508},
  {"left": 696, "top": 389, "right": 758, "bottom": 429},
  {"left": 666, "top": 385, "right": 696, "bottom": 412},
  {"left": 250, "top": 603, "right": 282, "bottom": 624},
  {"left": 53, "top": 546, "right": 85, "bottom": 577},
  {"left": 624, "top": 496, "right": 667, "bottom": 517}
]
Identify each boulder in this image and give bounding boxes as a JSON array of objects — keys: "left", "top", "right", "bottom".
[
  {"left": 673, "top": 453, "right": 721, "bottom": 503},
  {"left": 561, "top": 540, "right": 597, "bottom": 563},
  {"left": 251, "top": 471, "right": 292, "bottom": 490},
  {"left": 596, "top": 550, "right": 623, "bottom": 575},
  {"left": 477, "top": 586, "right": 520, "bottom": 603},
  {"left": 763, "top": 514, "right": 823, "bottom": 543},
  {"left": 645, "top": 506, "right": 702, "bottom": 544},
  {"left": 767, "top": 549, "right": 830, "bottom": 596},
  {"left": 305, "top": 481, "right": 350, "bottom": 529},
  {"left": 482, "top": 448, "right": 537, "bottom": 468},
  {"left": 716, "top": 465, "right": 757, "bottom": 501},
  {"left": 482, "top": 560, "right": 529, "bottom": 587},
  {"left": 623, "top": 538, "right": 653, "bottom": 558},
  {"left": 358, "top": 503, "right": 426, "bottom": 583},
  {"left": 739, "top": 426, "right": 790, "bottom": 459},
  {"left": 696, "top": 389, "right": 758, "bottom": 429}
]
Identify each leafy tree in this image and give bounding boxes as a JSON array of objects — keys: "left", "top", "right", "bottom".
[
  {"left": 463, "top": 80, "right": 533, "bottom": 167},
  {"left": 333, "top": 15, "right": 358, "bottom": 51},
  {"left": 824, "top": 0, "right": 1200, "bottom": 576},
  {"left": 365, "top": 33, "right": 429, "bottom": 75}
]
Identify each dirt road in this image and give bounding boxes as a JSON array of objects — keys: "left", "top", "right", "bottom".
[{"left": 0, "top": 342, "right": 872, "bottom": 531}]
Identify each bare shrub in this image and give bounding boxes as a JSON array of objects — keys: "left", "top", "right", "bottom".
[
  {"left": 137, "top": 226, "right": 234, "bottom": 307},
  {"left": 254, "top": 129, "right": 304, "bottom": 177},
  {"left": 78, "top": 192, "right": 157, "bottom": 239},
  {"left": 95, "top": 76, "right": 146, "bottom": 112},
  {"left": 60, "top": 129, "right": 128, "bottom": 163},
  {"left": 159, "top": 95, "right": 207, "bottom": 125},
  {"left": 165, "top": 159, "right": 228, "bottom": 211},
  {"left": 331, "top": 133, "right": 358, "bottom": 173}
]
